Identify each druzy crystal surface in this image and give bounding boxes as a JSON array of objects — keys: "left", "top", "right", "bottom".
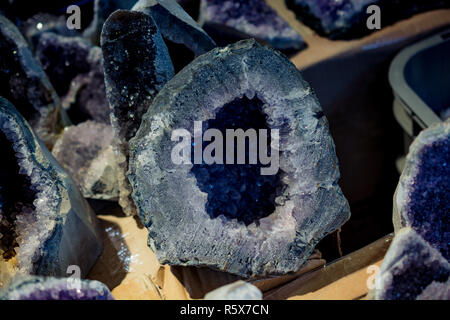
[
  {"left": 0, "top": 276, "right": 113, "bottom": 300},
  {"left": 52, "top": 121, "right": 118, "bottom": 201},
  {"left": 133, "top": 0, "right": 216, "bottom": 55},
  {"left": 199, "top": 0, "right": 304, "bottom": 51},
  {"left": 0, "top": 97, "right": 102, "bottom": 278},
  {"left": 101, "top": 10, "right": 175, "bottom": 216},
  {"left": 374, "top": 228, "right": 449, "bottom": 300},
  {"left": 394, "top": 120, "right": 449, "bottom": 260},
  {"left": 0, "top": 15, "right": 62, "bottom": 147},
  {"left": 129, "top": 39, "right": 350, "bottom": 277},
  {"left": 285, "top": 0, "right": 450, "bottom": 39}
]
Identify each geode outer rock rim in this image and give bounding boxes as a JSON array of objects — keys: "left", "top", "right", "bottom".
[{"left": 129, "top": 39, "right": 350, "bottom": 278}]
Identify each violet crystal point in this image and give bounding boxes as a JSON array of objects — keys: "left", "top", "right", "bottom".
[
  {"left": 101, "top": 10, "right": 175, "bottom": 216},
  {"left": 132, "top": 0, "right": 216, "bottom": 55},
  {"left": 393, "top": 120, "right": 449, "bottom": 260},
  {"left": 199, "top": 0, "right": 305, "bottom": 51},
  {"left": 52, "top": 121, "right": 119, "bottom": 201},
  {"left": 0, "top": 97, "right": 103, "bottom": 278},
  {"left": 285, "top": 0, "right": 450, "bottom": 40},
  {"left": 128, "top": 39, "right": 350, "bottom": 277},
  {"left": 0, "top": 276, "right": 113, "bottom": 300},
  {"left": 0, "top": 15, "right": 62, "bottom": 147},
  {"left": 374, "top": 228, "right": 449, "bottom": 300}
]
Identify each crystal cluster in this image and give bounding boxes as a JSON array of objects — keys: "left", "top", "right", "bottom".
[
  {"left": 128, "top": 39, "right": 350, "bottom": 277},
  {"left": 101, "top": 10, "right": 175, "bottom": 216},
  {"left": 285, "top": 0, "right": 450, "bottom": 39},
  {"left": 0, "top": 276, "right": 113, "bottom": 300},
  {"left": 199, "top": 0, "right": 305, "bottom": 51},
  {"left": 0, "top": 98, "right": 102, "bottom": 278},
  {"left": 204, "top": 281, "right": 262, "bottom": 300}
]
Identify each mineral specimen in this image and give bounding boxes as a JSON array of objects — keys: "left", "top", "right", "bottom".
[
  {"left": 132, "top": 0, "right": 216, "bottom": 55},
  {"left": 129, "top": 39, "right": 350, "bottom": 277},
  {"left": 0, "top": 15, "right": 62, "bottom": 147},
  {"left": 52, "top": 121, "right": 119, "bottom": 201},
  {"left": 393, "top": 120, "right": 449, "bottom": 260},
  {"left": 373, "top": 228, "right": 449, "bottom": 300},
  {"left": 204, "top": 281, "right": 262, "bottom": 300},
  {"left": 0, "top": 276, "right": 113, "bottom": 300},
  {"left": 101, "top": 10, "right": 175, "bottom": 216},
  {"left": 199, "top": 0, "right": 305, "bottom": 51},
  {"left": 0, "top": 97, "right": 103, "bottom": 278},
  {"left": 285, "top": 0, "right": 450, "bottom": 39},
  {"left": 84, "top": 0, "right": 137, "bottom": 45}
]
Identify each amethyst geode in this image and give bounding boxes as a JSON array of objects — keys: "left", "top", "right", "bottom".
[
  {"left": 374, "top": 228, "right": 449, "bottom": 300},
  {"left": 101, "top": 10, "right": 175, "bottom": 216},
  {"left": 199, "top": 0, "right": 305, "bottom": 51},
  {"left": 285, "top": 0, "right": 450, "bottom": 39},
  {"left": 128, "top": 39, "right": 350, "bottom": 277},
  {"left": 393, "top": 120, "right": 449, "bottom": 261},
  {"left": 0, "top": 276, "right": 113, "bottom": 300},
  {"left": 0, "top": 15, "right": 62, "bottom": 147},
  {"left": 0, "top": 97, "right": 102, "bottom": 278}
]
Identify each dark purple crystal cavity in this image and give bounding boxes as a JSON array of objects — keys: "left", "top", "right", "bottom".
[
  {"left": 0, "top": 276, "right": 114, "bottom": 300},
  {"left": 190, "top": 95, "right": 284, "bottom": 225}
]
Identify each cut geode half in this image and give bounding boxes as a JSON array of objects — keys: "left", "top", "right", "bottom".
[
  {"left": 0, "top": 276, "right": 113, "bottom": 300},
  {"left": 101, "top": 10, "right": 175, "bottom": 216},
  {"left": 0, "top": 97, "right": 103, "bottom": 278},
  {"left": 199, "top": 0, "right": 305, "bottom": 51},
  {"left": 373, "top": 228, "right": 449, "bottom": 300},
  {"left": 0, "top": 15, "right": 62, "bottom": 147},
  {"left": 132, "top": 0, "right": 216, "bottom": 56},
  {"left": 393, "top": 120, "right": 449, "bottom": 260},
  {"left": 285, "top": 0, "right": 450, "bottom": 40},
  {"left": 129, "top": 39, "right": 350, "bottom": 277},
  {"left": 52, "top": 121, "right": 118, "bottom": 201}
]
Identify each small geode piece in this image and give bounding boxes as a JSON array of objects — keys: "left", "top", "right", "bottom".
[
  {"left": 374, "top": 228, "right": 449, "bottom": 300},
  {"left": 129, "top": 39, "right": 350, "bottom": 277},
  {"left": 133, "top": 0, "right": 216, "bottom": 56},
  {"left": 204, "top": 281, "right": 262, "bottom": 300},
  {"left": 0, "top": 15, "right": 62, "bottom": 147},
  {"left": 199, "top": 0, "right": 305, "bottom": 51},
  {"left": 52, "top": 121, "right": 118, "bottom": 201},
  {"left": 101, "top": 10, "right": 175, "bottom": 216},
  {"left": 285, "top": 0, "right": 450, "bottom": 39},
  {"left": 0, "top": 97, "right": 103, "bottom": 278},
  {"left": 393, "top": 120, "right": 449, "bottom": 260},
  {"left": 0, "top": 276, "right": 113, "bottom": 300}
]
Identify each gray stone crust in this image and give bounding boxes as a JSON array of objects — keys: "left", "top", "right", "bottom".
[{"left": 129, "top": 39, "right": 350, "bottom": 277}]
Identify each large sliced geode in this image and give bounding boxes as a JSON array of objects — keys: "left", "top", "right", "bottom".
[
  {"left": 199, "top": 0, "right": 305, "bottom": 51},
  {"left": 0, "top": 97, "right": 102, "bottom": 278},
  {"left": 393, "top": 120, "right": 449, "bottom": 260},
  {"left": 129, "top": 39, "right": 350, "bottom": 277},
  {"left": 101, "top": 10, "right": 175, "bottom": 216},
  {"left": 133, "top": 0, "right": 216, "bottom": 56},
  {"left": 0, "top": 276, "right": 113, "bottom": 300},
  {"left": 373, "top": 228, "right": 449, "bottom": 300},
  {"left": 0, "top": 15, "right": 62, "bottom": 147},
  {"left": 285, "top": 0, "right": 450, "bottom": 40}
]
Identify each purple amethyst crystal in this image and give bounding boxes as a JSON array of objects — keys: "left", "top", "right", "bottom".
[
  {"left": 286, "top": 0, "right": 450, "bottom": 39},
  {"left": 374, "top": 228, "right": 449, "bottom": 300},
  {"left": 0, "top": 15, "right": 62, "bottom": 147},
  {"left": 0, "top": 276, "right": 114, "bottom": 300},
  {"left": 199, "top": 0, "right": 305, "bottom": 51},
  {"left": 394, "top": 120, "right": 449, "bottom": 260},
  {"left": 132, "top": 0, "right": 216, "bottom": 55},
  {"left": 128, "top": 39, "right": 350, "bottom": 277},
  {"left": 101, "top": 10, "right": 175, "bottom": 216},
  {"left": 52, "top": 121, "right": 118, "bottom": 201},
  {"left": 0, "top": 97, "right": 103, "bottom": 278}
]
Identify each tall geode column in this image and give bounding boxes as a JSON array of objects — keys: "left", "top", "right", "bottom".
[
  {"left": 129, "top": 39, "right": 350, "bottom": 277},
  {"left": 0, "top": 97, "right": 103, "bottom": 280},
  {"left": 101, "top": 10, "right": 175, "bottom": 216}
]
